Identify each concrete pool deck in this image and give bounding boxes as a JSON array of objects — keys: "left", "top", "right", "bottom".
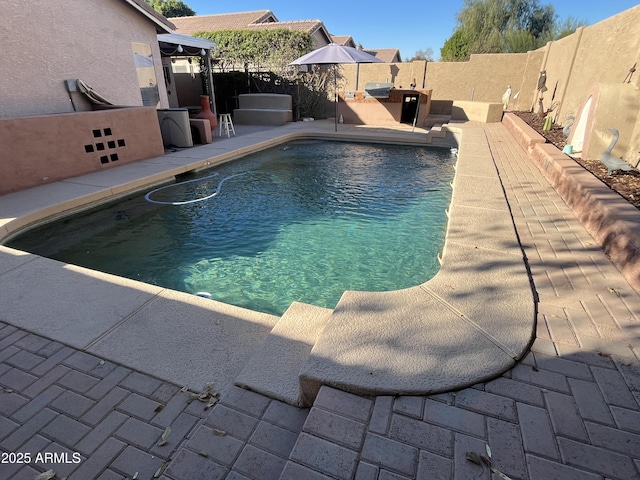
[{"left": 1, "top": 120, "right": 639, "bottom": 479}]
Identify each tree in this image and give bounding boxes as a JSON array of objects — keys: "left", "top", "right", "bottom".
[
  {"left": 406, "top": 48, "right": 434, "bottom": 62},
  {"left": 194, "top": 29, "right": 313, "bottom": 75},
  {"left": 458, "top": 0, "right": 556, "bottom": 53},
  {"left": 441, "top": 30, "right": 470, "bottom": 61},
  {"left": 193, "top": 30, "right": 327, "bottom": 119},
  {"left": 442, "top": 0, "right": 585, "bottom": 60},
  {"left": 552, "top": 16, "right": 585, "bottom": 40},
  {"left": 502, "top": 29, "right": 539, "bottom": 53},
  {"left": 145, "top": 0, "right": 195, "bottom": 17}
]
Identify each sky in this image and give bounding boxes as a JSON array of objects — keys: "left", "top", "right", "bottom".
[{"left": 180, "top": 1, "right": 639, "bottom": 60}]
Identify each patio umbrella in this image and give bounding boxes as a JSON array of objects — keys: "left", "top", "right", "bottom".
[{"left": 289, "top": 43, "right": 383, "bottom": 131}]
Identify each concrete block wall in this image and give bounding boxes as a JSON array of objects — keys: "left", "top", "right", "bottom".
[{"left": 340, "top": 5, "right": 640, "bottom": 160}]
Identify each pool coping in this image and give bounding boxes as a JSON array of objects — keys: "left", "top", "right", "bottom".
[{"left": 0, "top": 120, "right": 536, "bottom": 401}]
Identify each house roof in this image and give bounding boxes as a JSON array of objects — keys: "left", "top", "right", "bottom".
[
  {"left": 170, "top": 9, "right": 399, "bottom": 62},
  {"left": 364, "top": 48, "right": 402, "bottom": 63},
  {"left": 331, "top": 35, "right": 357, "bottom": 47},
  {"left": 247, "top": 20, "right": 331, "bottom": 42},
  {"left": 169, "top": 10, "right": 278, "bottom": 35},
  {"left": 170, "top": 10, "right": 332, "bottom": 44},
  {"left": 123, "top": 0, "right": 175, "bottom": 32}
]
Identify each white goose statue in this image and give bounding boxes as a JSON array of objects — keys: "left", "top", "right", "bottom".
[
  {"left": 599, "top": 129, "right": 635, "bottom": 175},
  {"left": 562, "top": 116, "right": 574, "bottom": 137},
  {"left": 502, "top": 85, "right": 512, "bottom": 110}
]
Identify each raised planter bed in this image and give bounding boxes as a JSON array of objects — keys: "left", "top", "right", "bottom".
[{"left": 503, "top": 112, "right": 640, "bottom": 294}]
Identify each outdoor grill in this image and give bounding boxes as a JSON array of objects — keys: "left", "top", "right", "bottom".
[{"left": 363, "top": 82, "right": 392, "bottom": 99}]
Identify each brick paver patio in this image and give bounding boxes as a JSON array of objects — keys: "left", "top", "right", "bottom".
[{"left": 1, "top": 122, "right": 639, "bottom": 479}]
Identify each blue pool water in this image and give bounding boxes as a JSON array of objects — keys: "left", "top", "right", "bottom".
[{"left": 8, "top": 140, "right": 455, "bottom": 315}]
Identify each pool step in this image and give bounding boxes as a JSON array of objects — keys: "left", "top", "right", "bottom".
[
  {"left": 424, "top": 114, "right": 452, "bottom": 128},
  {"left": 234, "top": 301, "right": 333, "bottom": 407},
  {"left": 426, "top": 124, "right": 456, "bottom": 147}
]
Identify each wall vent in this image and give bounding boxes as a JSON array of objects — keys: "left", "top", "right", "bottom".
[{"left": 85, "top": 126, "right": 127, "bottom": 165}]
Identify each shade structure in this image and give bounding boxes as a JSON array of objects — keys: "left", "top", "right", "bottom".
[{"left": 290, "top": 44, "right": 383, "bottom": 130}]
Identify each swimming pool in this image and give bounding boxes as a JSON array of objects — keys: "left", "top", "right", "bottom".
[{"left": 7, "top": 140, "right": 455, "bottom": 315}]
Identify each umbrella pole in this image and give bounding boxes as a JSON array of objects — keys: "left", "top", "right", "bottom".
[
  {"left": 334, "top": 64, "right": 338, "bottom": 132},
  {"left": 412, "top": 93, "right": 421, "bottom": 132}
]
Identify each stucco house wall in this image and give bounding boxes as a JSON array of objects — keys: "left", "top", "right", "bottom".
[{"left": 0, "top": 0, "right": 171, "bottom": 119}]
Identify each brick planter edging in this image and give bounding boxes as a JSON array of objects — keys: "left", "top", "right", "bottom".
[{"left": 502, "top": 112, "right": 640, "bottom": 294}]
